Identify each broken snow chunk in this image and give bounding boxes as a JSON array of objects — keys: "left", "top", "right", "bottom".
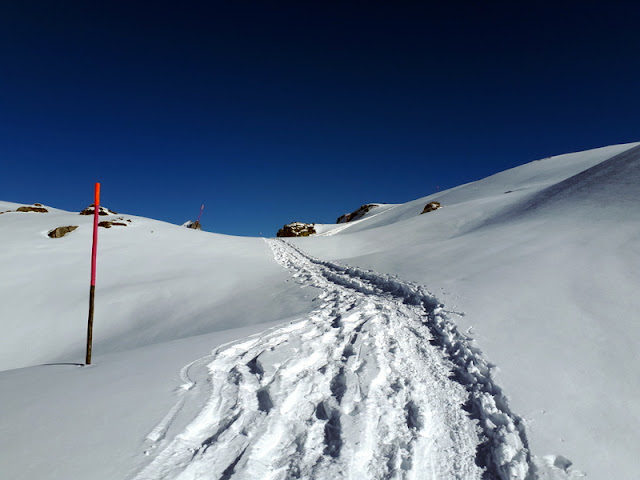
[
  {"left": 535, "top": 455, "right": 585, "bottom": 478},
  {"left": 542, "top": 455, "right": 572, "bottom": 471}
]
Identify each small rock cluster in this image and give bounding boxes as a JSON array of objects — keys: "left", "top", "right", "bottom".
[
  {"left": 18, "top": 203, "right": 49, "bottom": 213},
  {"left": 1, "top": 203, "right": 49, "bottom": 214},
  {"left": 98, "top": 218, "right": 130, "bottom": 228},
  {"left": 80, "top": 205, "right": 130, "bottom": 228},
  {"left": 46, "top": 205, "right": 131, "bottom": 238},
  {"left": 277, "top": 222, "right": 317, "bottom": 237},
  {"left": 79, "top": 205, "right": 118, "bottom": 216}
]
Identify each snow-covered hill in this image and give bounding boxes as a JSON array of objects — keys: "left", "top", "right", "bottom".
[
  {"left": 298, "top": 142, "right": 640, "bottom": 479},
  {"left": 1, "top": 142, "right": 639, "bottom": 479},
  {"left": 0, "top": 203, "right": 313, "bottom": 371}
]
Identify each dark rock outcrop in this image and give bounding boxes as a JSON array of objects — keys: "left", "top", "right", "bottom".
[
  {"left": 183, "top": 220, "right": 202, "bottom": 230},
  {"left": 17, "top": 205, "right": 49, "bottom": 213},
  {"left": 79, "top": 205, "right": 118, "bottom": 216},
  {"left": 48, "top": 226, "right": 78, "bottom": 238},
  {"left": 337, "top": 204, "right": 380, "bottom": 224},
  {"left": 421, "top": 201, "right": 442, "bottom": 214},
  {"left": 277, "top": 222, "right": 316, "bottom": 237},
  {"left": 98, "top": 220, "right": 127, "bottom": 228}
]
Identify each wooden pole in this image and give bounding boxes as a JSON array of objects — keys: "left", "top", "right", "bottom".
[{"left": 86, "top": 183, "right": 100, "bottom": 365}]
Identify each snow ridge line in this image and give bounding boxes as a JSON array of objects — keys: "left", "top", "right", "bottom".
[
  {"left": 273, "top": 239, "right": 534, "bottom": 480},
  {"left": 146, "top": 399, "right": 186, "bottom": 443},
  {"left": 317, "top": 204, "right": 401, "bottom": 237}
]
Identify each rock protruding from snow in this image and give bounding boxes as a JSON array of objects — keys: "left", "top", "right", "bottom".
[
  {"left": 47, "top": 226, "right": 78, "bottom": 238},
  {"left": 17, "top": 204, "right": 49, "bottom": 213},
  {"left": 98, "top": 219, "right": 128, "bottom": 228},
  {"left": 79, "top": 204, "right": 118, "bottom": 216},
  {"left": 277, "top": 222, "right": 316, "bottom": 237},
  {"left": 421, "top": 201, "right": 442, "bottom": 213},
  {"left": 182, "top": 220, "right": 202, "bottom": 230},
  {"left": 336, "top": 203, "right": 380, "bottom": 223}
]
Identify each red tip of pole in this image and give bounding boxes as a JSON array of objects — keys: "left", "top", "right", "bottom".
[{"left": 95, "top": 183, "right": 101, "bottom": 206}]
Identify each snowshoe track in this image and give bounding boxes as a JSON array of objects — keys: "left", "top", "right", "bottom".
[{"left": 132, "top": 239, "right": 533, "bottom": 480}]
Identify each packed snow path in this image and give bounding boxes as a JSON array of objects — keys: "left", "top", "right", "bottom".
[{"left": 133, "top": 239, "right": 532, "bottom": 480}]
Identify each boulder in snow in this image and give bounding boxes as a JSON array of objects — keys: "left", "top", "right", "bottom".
[
  {"left": 48, "top": 226, "right": 78, "bottom": 238},
  {"left": 421, "top": 201, "right": 442, "bottom": 214},
  {"left": 99, "top": 220, "right": 128, "bottom": 228},
  {"left": 182, "top": 220, "right": 202, "bottom": 230},
  {"left": 277, "top": 222, "right": 316, "bottom": 237}
]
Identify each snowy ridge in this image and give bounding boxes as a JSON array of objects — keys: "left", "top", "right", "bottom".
[{"left": 316, "top": 204, "right": 401, "bottom": 236}]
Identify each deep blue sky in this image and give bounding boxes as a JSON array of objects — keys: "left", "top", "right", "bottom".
[{"left": 1, "top": 1, "right": 638, "bottom": 236}]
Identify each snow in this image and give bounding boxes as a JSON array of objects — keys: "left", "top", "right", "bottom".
[
  {"left": 133, "top": 239, "right": 486, "bottom": 480},
  {"left": 0, "top": 322, "right": 292, "bottom": 480},
  {"left": 0, "top": 206, "right": 314, "bottom": 370},
  {"left": 296, "top": 142, "right": 640, "bottom": 479},
  {"left": 2, "top": 141, "right": 640, "bottom": 479}
]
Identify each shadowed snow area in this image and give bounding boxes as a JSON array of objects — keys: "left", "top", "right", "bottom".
[{"left": 1, "top": 142, "right": 639, "bottom": 479}]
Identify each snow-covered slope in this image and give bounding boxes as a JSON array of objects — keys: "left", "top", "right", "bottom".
[
  {"left": 0, "top": 202, "right": 317, "bottom": 480},
  {"left": 0, "top": 203, "right": 313, "bottom": 371},
  {"left": 1, "top": 141, "right": 639, "bottom": 480},
  {"left": 297, "top": 142, "right": 640, "bottom": 480}
]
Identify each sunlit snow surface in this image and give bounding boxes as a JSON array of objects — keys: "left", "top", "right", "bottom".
[{"left": 2, "top": 142, "right": 640, "bottom": 479}]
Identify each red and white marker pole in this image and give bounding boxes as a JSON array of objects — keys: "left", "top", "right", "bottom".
[
  {"left": 196, "top": 204, "right": 204, "bottom": 228},
  {"left": 85, "top": 183, "right": 100, "bottom": 365}
]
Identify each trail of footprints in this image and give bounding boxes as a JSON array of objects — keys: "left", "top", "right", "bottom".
[{"left": 133, "top": 239, "right": 493, "bottom": 479}]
